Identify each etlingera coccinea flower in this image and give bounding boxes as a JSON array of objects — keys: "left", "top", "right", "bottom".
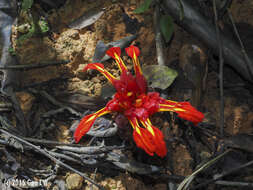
[{"left": 74, "top": 45, "right": 204, "bottom": 157}]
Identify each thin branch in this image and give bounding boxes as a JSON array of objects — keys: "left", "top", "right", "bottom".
[
  {"left": 0, "top": 128, "right": 105, "bottom": 190},
  {"left": 0, "top": 60, "right": 69, "bottom": 70},
  {"left": 56, "top": 143, "right": 125, "bottom": 154},
  {"left": 3, "top": 89, "right": 27, "bottom": 135},
  {"left": 215, "top": 180, "right": 253, "bottom": 187},
  {"left": 46, "top": 150, "right": 83, "bottom": 164},
  {"left": 213, "top": 0, "right": 224, "bottom": 137},
  {"left": 29, "top": 89, "right": 81, "bottom": 117},
  {"left": 227, "top": 9, "right": 253, "bottom": 80},
  {"left": 22, "top": 77, "right": 69, "bottom": 89},
  {"left": 23, "top": 137, "right": 84, "bottom": 147},
  {"left": 0, "top": 102, "right": 12, "bottom": 108}
]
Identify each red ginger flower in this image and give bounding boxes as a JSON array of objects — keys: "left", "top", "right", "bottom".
[{"left": 74, "top": 45, "right": 204, "bottom": 157}]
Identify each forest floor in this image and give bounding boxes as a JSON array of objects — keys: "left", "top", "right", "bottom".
[{"left": 1, "top": 0, "right": 253, "bottom": 190}]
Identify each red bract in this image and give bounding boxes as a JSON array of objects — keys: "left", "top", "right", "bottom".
[{"left": 74, "top": 45, "right": 204, "bottom": 157}]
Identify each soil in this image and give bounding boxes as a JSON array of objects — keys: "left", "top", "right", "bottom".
[{"left": 2, "top": 0, "right": 253, "bottom": 190}]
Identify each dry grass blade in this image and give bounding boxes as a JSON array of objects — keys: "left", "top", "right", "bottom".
[{"left": 177, "top": 149, "right": 231, "bottom": 190}]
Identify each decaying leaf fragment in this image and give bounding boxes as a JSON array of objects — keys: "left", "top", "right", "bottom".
[{"left": 142, "top": 65, "right": 178, "bottom": 90}]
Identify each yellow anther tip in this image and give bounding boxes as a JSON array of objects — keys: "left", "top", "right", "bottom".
[{"left": 127, "top": 92, "right": 133, "bottom": 96}]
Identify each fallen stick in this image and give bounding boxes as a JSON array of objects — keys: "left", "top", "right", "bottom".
[{"left": 0, "top": 60, "right": 69, "bottom": 70}]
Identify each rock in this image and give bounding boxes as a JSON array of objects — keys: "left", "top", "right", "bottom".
[
  {"left": 52, "top": 185, "right": 59, "bottom": 190},
  {"left": 68, "top": 30, "right": 80, "bottom": 40},
  {"left": 55, "top": 30, "right": 86, "bottom": 61},
  {"left": 94, "top": 83, "right": 102, "bottom": 96},
  {"left": 67, "top": 79, "right": 92, "bottom": 95},
  {"left": 66, "top": 173, "right": 83, "bottom": 190},
  {"left": 56, "top": 124, "right": 71, "bottom": 143},
  {"left": 91, "top": 77, "right": 100, "bottom": 83},
  {"left": 122, "top": 176, "right": 146, "bottom": 190},
  {"left": 116, "top": 180, "right": 124, "bottom": 189},
  {"left": 17, "top": 23, "right": 31, "bottom": 33},
  {"left": 85, "top": 177, "right": 126, "bottom": 190}
]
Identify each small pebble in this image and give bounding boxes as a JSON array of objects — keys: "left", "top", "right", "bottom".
[
  {"left": 91, "top": 77, "right": 101, "bottom": 83},
  {"left": 66, "top": 173, "right": 83, "bottom": 190}
]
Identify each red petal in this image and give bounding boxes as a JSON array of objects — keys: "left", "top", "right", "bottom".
[
  {"left": 74, "top": 114, "right": 97, "bottom": 143},
  {"left": 106, "top": 47, "right": 128, "bottom": 74},
  {"left": 133, "top": 127, "right": 156, "bottom": 156},
  {"left": 133, "top": 130, "right": 154, "bottom": 156},
  {"left": 106, "top": 47, "right": 121, "bottom": 59},
  {"left": 125, "top": 46, "right": 146, "bottom": 93},
  {"left": 140, "top": 118, "right": 167, "bottom": 157},
  {"left": 74, "top": 107, "right": 110, "bottom": 142},
  {"left": 128, "top": 117, "right": 156, "bottom": 155},
  {"left": 159, "top": 101, "right": 204, "bottom": 125},
  {"left": 128, "top": 117, "right": 167, "bottom": 157},
  {"left": 83, "top": 63, "right": 116, "bottom": 84},
  {"left": 176, "top": 102, "right": 204, "bottom": 125},
  {"left": 152, "top": 127, "right": 167, "bottom": 157},
  {"left": 84, "top": 63, "right": 104, "bottom": 71},
  {"left": 125, "top": 45, "right": 140, "bottom": 58}
]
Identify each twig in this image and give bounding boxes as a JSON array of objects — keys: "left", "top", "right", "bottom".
[
  {"left": 0, "top": 128, "right": 105, "bottom": 190},
  {"left": 3, "top": 89, "right": 27, "bottom": 135},
  {"left": 0, "top": 115, "right": 21, "bottom": 134},
  {"left": 106, "top": 152, "right": 162, "bottom": 175},
  {"left": 0, "top": 102, "right": 12, "bottom": 108},
  {"left": 227, "top": 9, "right": 253, "bottom": 80},
  {"left": 0, "top": 107, "right": 11, "bottom": 112},
  {"left": 37, "top": 90, "right": 68, "bottom": 107},
  {"left": 30, "top": 89, "right": 81, "bottom": 117},
  {"left": 42, "top": 107, "right": 81, "bottom": 118},
  {"left": 56, "top": 143, "right": 125, "bottom": 154},
  {"left": 23, "top": 137, "right": 84, "bottom": 147},
  {"left": 90, "top": 168, "right": 98, "bottom": 190},
  {"left": 160, "top": 173, "right": 253, "bottom": 188},
  {"left": 22, "top": 77, "right": 69, "bottom": 89},
  {"left": 62, "top": 151, "right": 101, "bottom": 165},
  {"left": 154, "top": 3, "right": 166, "bottom": 66},
  {"left": 28, "top": 168, "right": 55, "bottom": 177},
  {"left": 0, "top": 60, "right": 69, "bottom": 70},
  {"left": 213, "top": 0, "right": 224, "bottom": 137},
  {"left": 0, "top": 138, "right": 8, "bottom": 145},
  {"left": 86, "top": 123, "right": 118, "bottom": 138},
  {"left": 47, "top": 150, "right": 83, "bottom": 164},
  {"left": 215, "top": 180, "right": 253, "bottom": 187}
]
